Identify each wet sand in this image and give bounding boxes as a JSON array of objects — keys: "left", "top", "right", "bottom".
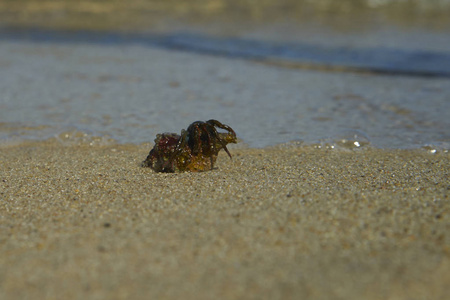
[{"left": 1, "top": 141, "right": 448, "bottom": 299}]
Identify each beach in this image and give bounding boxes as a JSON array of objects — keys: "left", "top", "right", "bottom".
[
  {"left": 1, "top": 141, "right": 448, "bottom": 299},
  {"left": 1, "top": 0, "right": 450, "bottom": 298}
]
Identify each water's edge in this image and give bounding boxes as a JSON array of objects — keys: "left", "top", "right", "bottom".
[
  {"left": 1, "top": 29, "right": 449, "bottom": 151},
  {"left": 2, "top": 29, "right": 450, "bottom": 78}
]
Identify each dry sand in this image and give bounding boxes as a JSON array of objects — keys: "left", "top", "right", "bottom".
[
  {"left": 2, "top": 0, "right": 450, "bottom": 31},
  {"left": 0, "top": 140, "right": 448, "bottom": 299}
]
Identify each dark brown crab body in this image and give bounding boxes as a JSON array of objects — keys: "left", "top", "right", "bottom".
[{"left": 142, "top": 120, "right": 237, "bottom": 172}]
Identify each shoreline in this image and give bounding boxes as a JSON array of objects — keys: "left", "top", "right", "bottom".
[
  {"left": 1, "top": 132, "right": 448, "bottom": 153},
  {"left": 1, "top": 141, "right": 448, "bottom": 299}
]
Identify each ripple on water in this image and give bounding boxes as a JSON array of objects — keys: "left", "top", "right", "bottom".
[
  {"left": 308, "top": 129, "right": 371, "bottom": 151},
  {"left": 421, "top": 142, "right": 450, "bottom": 154}
]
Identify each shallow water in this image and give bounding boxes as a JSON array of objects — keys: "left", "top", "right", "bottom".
[{"left": 0, "top": 26, "right": 449, "bottom": 151}]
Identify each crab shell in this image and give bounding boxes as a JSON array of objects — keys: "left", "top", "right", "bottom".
[{"left": 142, "top": 133, "right": 182, "bottom": 172}]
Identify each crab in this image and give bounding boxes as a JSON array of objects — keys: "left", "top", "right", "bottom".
[{"left": 142, "top": 119, "right": 237, "bottom": 172}]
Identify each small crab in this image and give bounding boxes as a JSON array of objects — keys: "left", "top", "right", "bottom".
[{"left": 142, "top": 119, "right": 237, "bottom": 172}]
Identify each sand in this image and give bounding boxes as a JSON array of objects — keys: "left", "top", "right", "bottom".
[
  {"left": 2, "top": 0, "right": 450, "bottom": 31},
  {"left": 0, "top": 140, "right": 448, "bottom": 299}
]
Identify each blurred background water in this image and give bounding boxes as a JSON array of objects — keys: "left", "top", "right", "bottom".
[{"left": 0, "top": 0, "right": 449, "bottom": 150}]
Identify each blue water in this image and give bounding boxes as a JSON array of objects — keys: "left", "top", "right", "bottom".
[{"left": 0, "top": 29, "right": 449, "bottom": 150}]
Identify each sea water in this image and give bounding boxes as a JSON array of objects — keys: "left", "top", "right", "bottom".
[{"left": 0, "top": 24, "right": 449, "bottom": 151}]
